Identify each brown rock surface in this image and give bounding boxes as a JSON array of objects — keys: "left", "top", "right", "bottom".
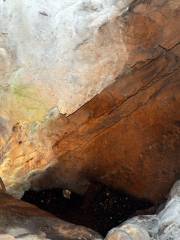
[
  {"left": 0, "top": 192, "right": 102, "bottom": 240},
  {"left": 0, "top": 0, "right": 180, "bottom": 202},
  {"left": 37, "top": 44, "right": 180, "bottom": 202}
]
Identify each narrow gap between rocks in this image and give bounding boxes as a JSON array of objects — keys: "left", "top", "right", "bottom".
[{"left": 22, "top": 183, "right": 154, "bottom": 236}]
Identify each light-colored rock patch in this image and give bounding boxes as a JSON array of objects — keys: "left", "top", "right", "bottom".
[
  {"left": 106, "top": 181, "right": 180, "bottom": 240},
  {"left": 0, "top": 0, "right": 133, "bottom": 123}
]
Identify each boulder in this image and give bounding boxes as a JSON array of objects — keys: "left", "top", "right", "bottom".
[
  {"left": 105, "top": 180, "right": 180, "bottom": 240},
  {"left": 0, "top": 191, "right": 102, "bottom": 240}
]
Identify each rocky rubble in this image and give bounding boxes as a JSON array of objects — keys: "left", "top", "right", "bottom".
[
  {"left": 0, "top": 191, "right": 102, "bottom": 240},
  {"left": 1, "top": 180, "right": 180, "bottom": 240},
  {"left": 105, "top": 180, "right": 180, "bottom": 240}
]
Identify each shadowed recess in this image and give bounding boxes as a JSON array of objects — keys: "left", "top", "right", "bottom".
[{"left": 22, "top": 183, "right": 153, "bottom": 236}]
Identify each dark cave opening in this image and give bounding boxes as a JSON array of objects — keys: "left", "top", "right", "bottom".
[{"left": 22, "top": 183, "right": 154, "bottom": 236}]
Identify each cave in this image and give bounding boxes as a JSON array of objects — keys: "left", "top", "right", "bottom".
[
  {"left": 22, "top": 184, "right": 153, "bottom": 236},
  {"left": 0, "top": 0, "right": 180, "bottom": 239}
]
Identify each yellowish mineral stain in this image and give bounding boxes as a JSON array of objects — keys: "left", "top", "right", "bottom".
[{"left": 0, "top": 82, "right": 50, "bottom": 124}]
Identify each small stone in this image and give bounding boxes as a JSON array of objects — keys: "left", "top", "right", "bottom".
[{"left": 63, "top": 189, "right": 72, "bottom": 199}]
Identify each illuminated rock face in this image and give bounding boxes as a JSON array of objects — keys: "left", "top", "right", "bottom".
[
  {"left": 0, "top": 0, "right": 133, "bottom": 122},
  {"left": 0, "top": 0, "right": 180, "bottom": 201}
]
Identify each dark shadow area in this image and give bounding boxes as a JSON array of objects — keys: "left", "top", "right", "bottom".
[{"left": 22, "top": 183, "right": 153, "bottom": 236}]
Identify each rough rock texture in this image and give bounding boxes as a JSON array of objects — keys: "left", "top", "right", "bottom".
[
  {"left": 0, "top": 0, "right": 179, "bottom": 120},
  {"left": 0, "top": 0, "right": 134, "bottom": 122},
  {"left": 1, "top": 42, "right": 179, "bottom": 201},
  {"left": 0, "top": 0, "right": 180, "bottom": 201},
  {"left": 1, "top": 180, "right": 180, "bottom": 240},
  {"left": 0, "top": 191, "right": 102, "bottom": 240},
  {"left": 105, "top": 180, "right": 180, "bottom": 240}
]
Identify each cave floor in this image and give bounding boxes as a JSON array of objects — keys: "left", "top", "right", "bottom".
[{"left": 22, "top": 183, "right": 153, "bottom": 236}]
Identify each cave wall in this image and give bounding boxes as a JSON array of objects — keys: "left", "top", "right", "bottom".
[
  {"left": 0, "top": 0, "right": 179, "bottom": 202},
  {"left": 32, "top": 45, "right": 180, "bottom": 202},
  {"left": 0, "top": 0, "right": 134, "bottom": 123}
]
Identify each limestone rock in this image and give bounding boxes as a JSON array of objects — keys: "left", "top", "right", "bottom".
[
  {"left": 6, "top": 41, "right": 180, "bottom": 201},
  {"left": 0, "top": 0, "right": 134, "bottom": 123},
  {"left": 0, "top": 192, "right": 102, "bottom": 240},
  {"left": 0, "top": 0, "right": 180, "bottom": 201},
  {"left": 105, "top": 180, "right": 180, "bottom": 240},
  {"left": 0, "top": 0, "right": 179, "bottom": 122},
  {"left": 105, "top": 224, "right": 150, "bottom": 240}
]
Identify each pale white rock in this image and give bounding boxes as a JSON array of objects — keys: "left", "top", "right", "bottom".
[
  {"left": 0, "top": 235, "right": 16, "bottom": 240},
  {"left": 158, "top": 190, "right": 180, "bottom": 239},
  {"left": 168, "top": 180, "right": 180, "bottom": 199},
  {"left": 0, "top": 0, "right": 133, "bottom": 123},
  {"left": 106, "top": 181, "right": 180, "bottom": 240},
  {"left": 105, "top": 224, "right": 150, "bottom": 240},
  {"left": 105, "top": 228, "right": 132, "bottom": 240},
  {"left": 123, "top": 215, "right": 159, "bottom": 239}
]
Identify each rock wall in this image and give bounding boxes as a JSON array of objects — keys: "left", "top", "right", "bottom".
[
  {"left": 0, "top": 0, "right": 179, "bottom": 122},
  {"left": 0, "top": 0, "right": 180, "bottom": 201},
  {"left": 0, "top": 0, "right": 133, "bottom": 123}
]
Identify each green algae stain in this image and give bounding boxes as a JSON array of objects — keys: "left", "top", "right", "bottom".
[
  {"left": 10, "top": 82, "right": 50, "bottom": 123},
  {"left": 0, "top": 66, "right": 54, "bottom": 124}
]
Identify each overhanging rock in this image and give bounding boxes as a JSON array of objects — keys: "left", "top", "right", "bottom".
[{"left": 0, "top": 0, "right": 180, "bottom": 202}]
